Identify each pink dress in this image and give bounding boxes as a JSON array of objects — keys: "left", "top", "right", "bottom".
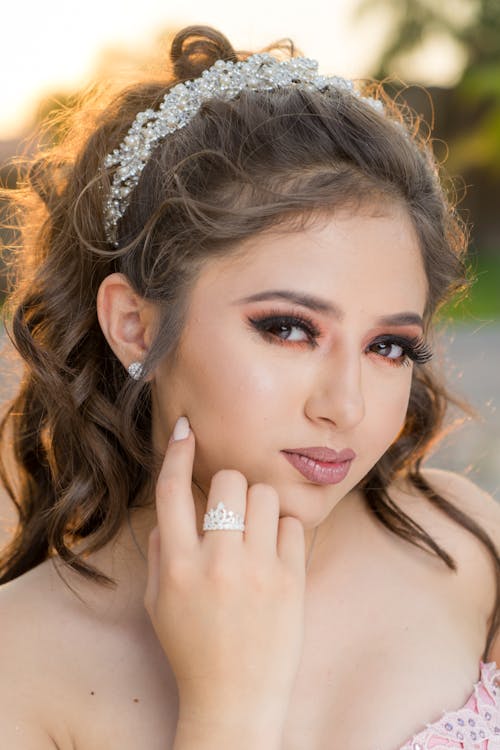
[{"left": 398, "top": 661, "right": 500, "bottom": 749}]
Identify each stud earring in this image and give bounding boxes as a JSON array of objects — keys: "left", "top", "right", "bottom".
[{"left": 127, "top": 361, "right": 144, "bottom": 380}]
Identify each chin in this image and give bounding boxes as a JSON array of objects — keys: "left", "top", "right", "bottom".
[{"left": 275, "top": 480, "right": 343, "bottom": 520}]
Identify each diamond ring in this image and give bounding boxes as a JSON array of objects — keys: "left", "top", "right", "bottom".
[{"left": 202, "top": 501, "right": 245, "bottom": 531}]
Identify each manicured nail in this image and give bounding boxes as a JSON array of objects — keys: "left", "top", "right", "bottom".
[{"left": 172, "top": 416, "right": 190, "bottom": 441}]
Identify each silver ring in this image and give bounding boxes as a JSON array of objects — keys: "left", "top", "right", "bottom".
[{"left": 203, "top": 501, "right": 245, "bottom": 531}]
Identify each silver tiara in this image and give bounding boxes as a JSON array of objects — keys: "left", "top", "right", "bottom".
[{"left": 102, "top": 53, "right": 384, "bottom": 246}]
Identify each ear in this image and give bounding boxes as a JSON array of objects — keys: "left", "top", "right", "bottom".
[{"left": 97, "top": 273, "right": 157, "bottom": 377}]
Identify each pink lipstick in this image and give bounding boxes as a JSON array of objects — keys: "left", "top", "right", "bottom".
[{"left": 281, "top": 447, "right": 356, "bottom": 485}]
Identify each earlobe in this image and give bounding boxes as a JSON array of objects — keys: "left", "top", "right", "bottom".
[{"left": 96, "top": 273, "right": 155, "bottom": 370}]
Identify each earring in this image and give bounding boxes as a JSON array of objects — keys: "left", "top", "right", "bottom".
[{"left": 127, "top": 361, "right": 144, "bottom": 380}]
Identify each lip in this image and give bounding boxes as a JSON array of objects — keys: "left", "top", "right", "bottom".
[{"left": 281, "top": 447, "right": 356, "bottom": 486}]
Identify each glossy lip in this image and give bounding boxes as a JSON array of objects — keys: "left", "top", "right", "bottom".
[{"left": 281, "top": 446, "right": 356, "bottom": 486}]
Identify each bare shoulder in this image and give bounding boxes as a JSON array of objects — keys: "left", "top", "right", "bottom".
[
  {"left": 0, "top": 555, "right": 130, "bottom": 748},
  {"left": 418, "top": 470, "right": 500, "bottom": 666},
  {"left": 421, "top": 467, "right": 500, "bottom": 549},
  {"left": 0, "top": 548, "right": 176, "bottom": 750},
  {"left": 0, "top": 560, "right": 76, "bottom": 748},
  {"left": 388, "top": 467, "right": 499, "bottom": 608},
  {"left": 389, "top": 466, "right": 500, "bottom": 544},
  {"left": 0, "top": 559, "right": 61, "bottom": 666}
]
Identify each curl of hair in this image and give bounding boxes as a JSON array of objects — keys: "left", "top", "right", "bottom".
[{"left": 0, "top": 25, "right": 498, "bottom": 657}]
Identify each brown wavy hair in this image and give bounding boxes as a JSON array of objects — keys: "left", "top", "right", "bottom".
[{"left": 0, "top": 25, "right": 498, "bottom": 659}]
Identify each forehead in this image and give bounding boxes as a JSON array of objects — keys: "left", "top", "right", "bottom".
[{"left": 193, "top": 205, "right": 428, "bottom": 316}]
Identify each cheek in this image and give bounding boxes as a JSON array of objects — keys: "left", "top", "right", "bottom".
[
  {"left": 186, "top": 351, "right": 291, "bottom": 428},
  {"left": 367, "top": 369, "right": 413, "bottom": 447},
  {"left": 181, "top": 367, "right": 273, "bottom": 487}
]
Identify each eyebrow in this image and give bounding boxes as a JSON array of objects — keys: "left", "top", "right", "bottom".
[{"left": 234, "top": 289, "right": 424, "bottom": 329}]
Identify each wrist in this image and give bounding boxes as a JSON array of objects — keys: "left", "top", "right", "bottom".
[{"left": 174, "top": 705, "right": 285, "bottom": 750}]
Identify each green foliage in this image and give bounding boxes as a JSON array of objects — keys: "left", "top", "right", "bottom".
[
  {"left": 355, "top": 0, "right": 468, "bottom": 79},
  {"left": 438, "top": 252, "right": 500, "bottom": 321},
  {"left": 355, "top": 0, "right": 500, "bottom": 175},
  {"left": 458, "top": 0, "right": 500, "bottom": 66}
]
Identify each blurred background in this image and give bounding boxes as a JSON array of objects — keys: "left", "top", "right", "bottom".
[{"left": 1, "top": 0, "right": 499, "bottom": 544}]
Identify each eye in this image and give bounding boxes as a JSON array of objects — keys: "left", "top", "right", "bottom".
[
  {"left": 248, "top": 312, "right": 320, "bottom": 347},
  {"left": 371, "top": 341, "right": 405, "bottom": 360},
  {"left": 368, "top": 335, "right": 433, "bottom": 367}
]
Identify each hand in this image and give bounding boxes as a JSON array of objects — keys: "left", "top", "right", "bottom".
[{"left": 144, "top": 417, "right": 306, "bottom": 729}]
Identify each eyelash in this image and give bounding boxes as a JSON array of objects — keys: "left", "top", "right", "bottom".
[
  {"left": 248, "top": 310, "right": 321, "bottom": 348},
  {"left": 247, "top": 311, "right": 433, "bottom": 367},
  {"left": 369, "top": 334, "right": 433, "bottom": 367}
]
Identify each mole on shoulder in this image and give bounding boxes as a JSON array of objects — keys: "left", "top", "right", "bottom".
[
  {"left": 133, "top": 698, "right": 140, "bottom": 703},
  {"left": 90, "top": 691, "right": 95, "bottom": 696}
]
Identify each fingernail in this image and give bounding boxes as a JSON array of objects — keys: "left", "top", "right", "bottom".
[{"left": 172, "top": 416, "right": 190, "bottom": 441}]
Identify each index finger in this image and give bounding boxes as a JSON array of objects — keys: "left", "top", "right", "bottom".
[{"left": 155, "top": 416, "right": 199, "bottom": 556}]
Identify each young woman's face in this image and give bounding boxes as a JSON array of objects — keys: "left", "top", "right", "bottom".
[{"left": 151, "top": 205, "right": 428, "bottom": 528}]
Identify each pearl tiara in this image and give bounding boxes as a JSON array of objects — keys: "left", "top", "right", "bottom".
[{"left": 102, "top": 53, "right": 384, "bottom": 246}]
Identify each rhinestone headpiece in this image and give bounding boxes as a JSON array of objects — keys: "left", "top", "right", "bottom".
[{"left": 102, "top": 53, "right": 384, "bottom": 246}]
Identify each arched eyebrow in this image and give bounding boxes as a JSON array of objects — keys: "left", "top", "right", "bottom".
[{"left": 233, "top": 289, "right": 423, "bottom": 329}]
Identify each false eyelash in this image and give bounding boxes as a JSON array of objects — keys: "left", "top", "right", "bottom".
[
  {"left": 247, "top": 309, "right": 321, "bottom": 346},
  {"left": 372, "top": 334, "right": 433, "bottom": 366},
  {"left": 247, "top": 312, "right": 433, "bottom": 366}
]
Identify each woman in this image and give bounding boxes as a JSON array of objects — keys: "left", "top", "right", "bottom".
[{"left": 0, "top": 25, "right": 498, "bottom": 750}]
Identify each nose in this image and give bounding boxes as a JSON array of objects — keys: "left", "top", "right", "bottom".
[{"left": 304, "top": 345, "right": 365, "bottom": 431}]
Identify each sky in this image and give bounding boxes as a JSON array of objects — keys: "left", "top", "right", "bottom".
[{"left": 1, "top": 0, "right": 468, "bottom": 139}]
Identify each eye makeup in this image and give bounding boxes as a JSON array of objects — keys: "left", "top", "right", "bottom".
[
  {"left": 367, "top": 334, "right": 433, "bottom": 367},
  {"left": 247, "top": 309, "right": 321, "bottom": 347},
  {"left": 246, "top": 308, "right": 433, "bottom": 367}
]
